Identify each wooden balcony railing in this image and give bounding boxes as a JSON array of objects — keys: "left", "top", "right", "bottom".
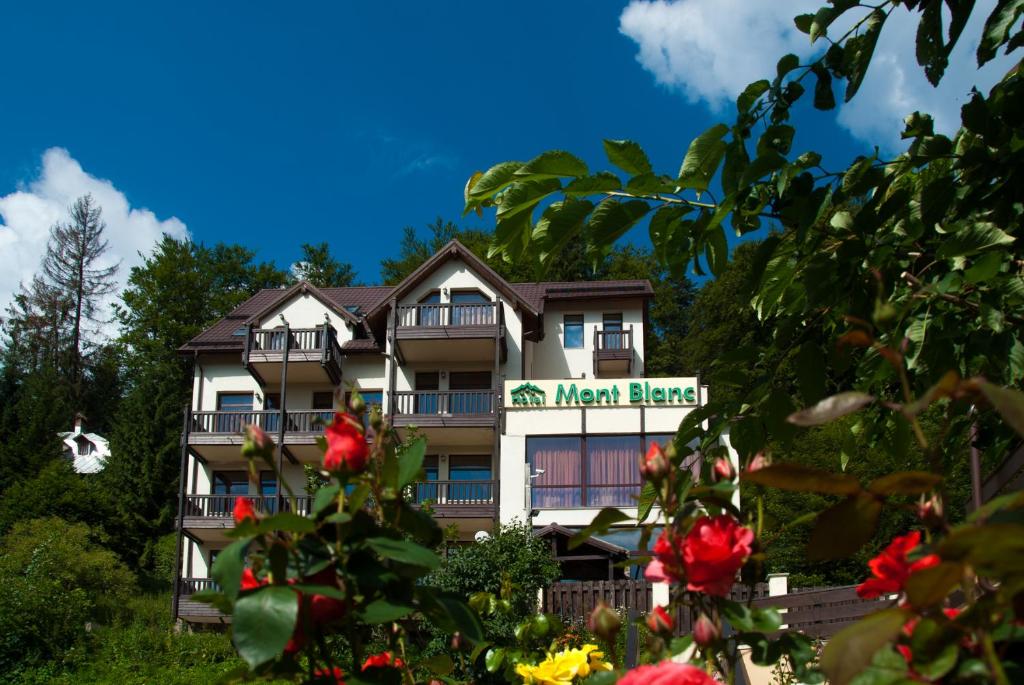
[
  {"left": 396, "top": 302, "right": 497, "bottom": 328},
  {"left": 594, "top": 327, "right": 632, "bottom": 351},
  {"left": 248, "top": 327, "right": 336, "bottom": 354},
  {"left": 407, "top": 480, "right": 495, "bottom": 505},
  {"left": 189, "top": 410, "right": 334, "bottom": 435},
  {"left": 178, "top": 578, "right": 219, "bottom": 595},
  {"left": 183, "top": 494, "right": 313, "bottom": 518},
  {"left": 243, "top": 325, "right": 343, "bottom": 385},
  {"left": 391, "top": 390, "right": 495, "bottom": 416}
]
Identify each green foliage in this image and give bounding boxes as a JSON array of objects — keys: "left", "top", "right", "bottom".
[
  {"left": 291, "top": 242, "right": 357, "bottom": 287},
  {"left": 0, "top": 518, "right": 136, "bottom": 672},
  {"left": 0, "top": 460, "right": 115, "bottom": 536}
]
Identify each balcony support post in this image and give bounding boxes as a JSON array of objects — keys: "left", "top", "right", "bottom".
[
  {"left": 276, "top": 324, "right": 290, "bottom": 513},
  {"left": 386, "top": 298, "right": 398, "bottom": 417},
  {"left": 171, "top": 403, "right": 191, "bottom": 621},
  {"left": 493, "top": 299, "right": 502, "bottom": 522}
]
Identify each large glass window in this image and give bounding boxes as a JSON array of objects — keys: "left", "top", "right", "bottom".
[
  {"left": 449, "top": 455, "right": 492, "bottom": 502},
  {"left": 451, "top": 290, "right": 493, "bottom": 326},
  {"left": 417, "top": 292, "right": 441, "bottom": 326},
  {"left": 216, "top": 393, "right": 254, "bottom": 433},
  {"left": 449, "top": 371, "right": 492, "bottom": 414},
  {"left": 414, "top": 455, "right": 440, "bottom": 504},
  {"left": 563, "top": 314, "right": 584, "bottom": 349},
  {"left": 529, "top": 437, "right": 582, "bottom": 508},
  {"left": 586, "top": 435, "right": 642, "bottom": 506},
  {"left": 602, "top": 313, "right": 625, "bottom": 350},
  {"left": 414, "top": 372, "right": 440, "bottom": 415},
  {"left": 212, "top": 471, "right": 249, "bottom": 516}
]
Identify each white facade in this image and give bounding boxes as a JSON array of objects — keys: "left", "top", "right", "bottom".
[{"left": 174, "top": 242, "right": 732, "bottom": 621}]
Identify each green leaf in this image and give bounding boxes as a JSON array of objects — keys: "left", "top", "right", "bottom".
[
  {"left": 211, "top": 537, "right": 251, "bottom": 602},
  {"left": 495, "top": 179, "right": 562, "bottom": 219},
  {"left": 703, "top": 225, "right": 729, "bottom": 277},
  {"left": 587, "top": 198, "right": 651, "bottom": 248},
  {"left": 793, "top": 13, "right": 814, "bottom": 34},
  {"left": 569, "top": 508, "right": 632, "bottom": 550},
  {"left": 433, "top": 595, "right": 486, "bottom": 644},
  {"left": 313, "top": 484, "right": 340, "bottom": 515},
  {"left": 742, "top": 463, "right": 861, "bottom": 495},
  {"left": 484, "top": 647, "right": 506, "bottom": 673},
  {"left": 420, "top": 654, "right": 454, "bottom": 676},
  {"left": 916, "top": 0, "right": 946, "bottom": 86},
  {"left": 603, "top": 139, "right": 653, "bottom": 176},
  {"left": 362, "top": 598, "right": 414, "bottom": 624},
  {"left": 973, "top": 379, "right": 1024, "bottom": 437},
  {"left": 257, "top": 512, "right": 316, "bottom": 535},
  {"left": 232, "top": 586, "right": 298, "bottom": 668},
  {"left": 737, "top": 80, "right": 770, "bottom": 113},
  {"left": 844, "top": 10, "right": 885, "bottom": 101},
  {"left": 515, "top": 150, "right": 588, "bottom": 180},
  {"left": 534, "top": 199, "right": 595, "bottom": 264},
  {"left": 964, "top": 251, "right": 1003, "bottom": 283},
  {"left": 398, "top": 437, "right": 426, "bottom": 489},
  {"left": 291, "top": 584, "right": 346, "bottom": 601},
  {"left": 810, "top": 7, "right": 837, "bottom": 42},
  {"left": 756, "top": 125, "right": 795, "bottom": 157},
  {"left": 787, "top": 391, "right": 875, "bottom": 427},
  {"left": 468, "top": 161, "right": 523, "bottom": 200},
  {"left": 868, "top": 471, "right": 942, "bottom": 496},
  {"left": 812, "top": 65, "right": 836, "bottom": 110},
  {"left": 738, "top": 152, "right": 787, "bottom": 188},
  {"left": 776, "top": 53, "right": 800, "bottom": 81},
  {"left": 904, "top": 562, "right": 963, "bottom": 609},
  {"left": 563, "top": 172, "right": 622, "bottom": 196},
  {"left": 677, "top": 123, "right": 729, "bottom": 191},
  {"left": 820, "top": 608, "right": 910, "bottom": 685},
  {"left": 978, "top": 0, "right": 1024, "bottom": 65},
  {"left": 796, "top": 341, "right": 826, "bottom": 404},
  {"left": 936, "top": 221, "right": 1015, "bottom": 258},
  {"left": 366, "top": 537, "right": 441, "bottom": 569},
  {"left": 637, "top": 481, "right": 657, "bottom": 523},
  {"left": 808, "top": 492, "right": 883, "bottom": 560}
]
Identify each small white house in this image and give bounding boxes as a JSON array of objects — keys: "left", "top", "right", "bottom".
[{"left": 59, "top": 413, "right": 110, "bottom": 474}]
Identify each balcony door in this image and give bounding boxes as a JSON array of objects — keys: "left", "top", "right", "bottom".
[
  {"left": 264, "top": 393, "right": 281, "bottom": 433},
  {"left": 602, "top": 313, "right": 625, "bottom": 349},
  {"left": 212, "top": 470, "right": 249, "bottom": 516},
  {"left": 451, "top": 290, "right": 492, "bottom": 326},
  {"left": 216, "top": 392, "right": 253, "bottom": 433},
  {"left": 449, "top": 371, "right": 492, "bottom": 415},
  {"left": 417, "top": 292, "right": 442, "bottom": 326},
  {"left": 414, "top": 455, "right": 440, "bottom": 503},
  {"left": 448, "top": 455, "right": 492, "bottom": 503},
  {"left": 414, "top": 372, "right": 440, "bottom": 415}
]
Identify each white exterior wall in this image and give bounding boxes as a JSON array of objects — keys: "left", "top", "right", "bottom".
[
  {"left": 398, "top": 258, "right": 498, "bottom": 307},
  {"left": 194, "top": 358, "right": 262, "bottom": 411},
  {"left": 529, "top": 299, "right": 645, "bottom": 380},
  {"left": 258, "top": 291, "right": 355, "bottom": 345}
]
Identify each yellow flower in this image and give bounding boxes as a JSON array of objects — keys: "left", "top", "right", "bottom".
[{"left": 516, "top": 644, "right": 613, "bottom": 685}]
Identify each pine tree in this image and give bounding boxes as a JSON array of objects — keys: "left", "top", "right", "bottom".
[
  {"left": 290, "top": 242, "right": 357, "bottom": 287},
  {"left": 40, "top": 194, "right": 118, "bottom": 393}
]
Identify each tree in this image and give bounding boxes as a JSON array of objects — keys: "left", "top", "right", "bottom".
[
  {"left": 39, "top": 194, "right": 118, "bottom": 392},
  {"left": 291, "top": 242, "right": 357, "bottom": 287},
  {"left": 103, "top": 236, "right": 287, "bottom": 567}
]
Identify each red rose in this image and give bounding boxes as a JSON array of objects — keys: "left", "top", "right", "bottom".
[
  {"left": 240, "top": 568, "right": 265, "bottom": 590},
  {"left": 682, "top": 515, "right": 754, "bottom": 596},
  {"left": 618, "top": 662, "right": 716, "bottom": 685},
  {"left": 312, "top": 666, "right": 345, "bottom": 684},
  {"left": 713, "top": 457, "right": 736, "bottom": 482},
  {"left": 324, "top": 413, "right": 368, "bottom": 473},
  {"left": 362, "top": 651, "right": 404, "bottom": 670},
  {"left": 693, "top": 613, "right": 720, "bottom": 646},
  {"left": 242, "top": 423, "right": 273, "bottom": 458},
  {"left": 233, "top": 496, "right": 257, "bottom": 525},
  {"left": 648, "top": 529, "right": 685, "bottom": 583},
  {"left": 640, "top": 442, "right": 670, "bottom": 481},
  {"left": 856, "top": 531, "right": 940, "bottom": 600},
  {"left": 646, "top": 605, "right": 674, "bottom": 635},
  {"left": 304, "top": 567, "right": 346, "bottom": 626}
]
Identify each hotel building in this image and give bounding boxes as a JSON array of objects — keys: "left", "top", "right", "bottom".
[{"left": 173, "top": 240, "right": 726, "bottom": 622}]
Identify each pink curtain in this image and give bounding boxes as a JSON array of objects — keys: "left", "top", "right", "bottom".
[
  {"left": 529, "top": 437, "right": 582, "bottom": 507},
  {"left": 587, "top": 436, "right": 642, "bottom": 506}
]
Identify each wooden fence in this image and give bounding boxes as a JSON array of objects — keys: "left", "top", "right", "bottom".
[{"left": 543, "top": 580, "right": 888, "bottom": 639}]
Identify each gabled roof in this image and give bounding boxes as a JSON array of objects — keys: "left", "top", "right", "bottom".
[
  {"left": 534, "top": 523, "right": 630, "bottom": 556},
  {"left": 244, "top": 280, "right": 363, "bottom": 328},
  {"left": 364, "top": 240, "right": 539, "bottom": 319}
]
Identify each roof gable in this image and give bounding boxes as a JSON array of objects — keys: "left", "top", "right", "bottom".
[{"left": 245, "top": 281, "right": 362, "bottom": 328}]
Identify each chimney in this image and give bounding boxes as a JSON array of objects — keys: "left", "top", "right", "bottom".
[{"left": 73, "top": 412, "right": 87, "bottom": 435}]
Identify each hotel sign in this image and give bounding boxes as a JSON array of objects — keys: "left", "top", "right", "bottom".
[{"left": 505, "top": 377, "right": 700, "bottom": 408}]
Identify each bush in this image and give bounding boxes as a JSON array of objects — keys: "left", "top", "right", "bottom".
[{"left": 0, "top": 517, "right": 136, "bottom": 673}]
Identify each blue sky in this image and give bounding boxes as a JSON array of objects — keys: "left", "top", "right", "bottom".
[{"left": 0, "top": 1, "right": 1007, "bottom": 300}]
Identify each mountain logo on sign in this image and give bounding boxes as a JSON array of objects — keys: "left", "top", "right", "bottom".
[{"left": 509, "top": 383, "right": 546, "bottom": 406}]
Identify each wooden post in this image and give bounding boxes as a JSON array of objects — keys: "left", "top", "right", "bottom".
[
  {"left": 276, "top": 325, "right": 290, "bottom": 513},
  {"left": 171, "top": 404, "right": 191, "bottom": 621}
]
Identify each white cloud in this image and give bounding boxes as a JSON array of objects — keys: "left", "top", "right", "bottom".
[
  {"left": 0, "top": 147, "right": 189, "bottom": 338},
  {"left": 619, "top": 0, "right": 1014, "bottom": 148}
]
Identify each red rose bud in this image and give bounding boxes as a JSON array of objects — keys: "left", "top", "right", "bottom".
[
  {"left": 233, "top": 496, "right": 258, "bottom": 525},
  {"left": 241, "top": 423, "right": 273, "bottom": 459},
  {"left": 693, "top": 613, "right": 720, "bottom": 647},
  {"left": 916, "top": 494, "right": 943, "bottom": 527},
  {"left": 713, "top": 457, "right": 736, "bottom": 482},
  {"left": 324, "top": 413, "right": 369, "bottom": 473},
  {"left": 587, "top": 601, "right": 621, "bottom": 643},
  {"left": 646, "top": 605, "right": 674, "bottom": 635},
  {"left": 362, "top": 652, "right": 404, "bottom": 670},
  {"left": 640, "top": 442, "right": 671, "bottom": 482},
  {"left": 746, "top": 452, "right": 768, "bottom": 473},
  {"left": 313, "top": 667, "right": 346, "bottom": 684}
]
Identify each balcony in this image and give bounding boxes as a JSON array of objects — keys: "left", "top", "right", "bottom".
[
  {"left": 593, "top": 327, "right": 634, "bottom": 377},
  {"left": 391, "top": 390, "right": 496, "bottom": 445},
  {"left": 407, "top": 480, "right": 496, "bottom": 519},
  {"left": 393, "top": 303, "right": 506, "bottom": 363},
  {"left": 177, "top": 578, "right": 226, "bottom": 623},
  {"left": 243, "top": 326, "right": 342, "bottom": 385},
  {"left": 187, "top": 409, "right": 334, "bottom": 462},
  {"left": 181, "top": 494, "right": 312, "bottom": 540}
]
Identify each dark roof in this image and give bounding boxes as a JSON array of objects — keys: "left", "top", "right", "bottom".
[
  {"left": 180, "top": 263, "right": 653, "bottom": 353},
  {"left": 534, "top": 523, "right": 630, "bottom": 556}
]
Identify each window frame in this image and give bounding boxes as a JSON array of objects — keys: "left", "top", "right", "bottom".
[{"left": 563, "top": 314, "right": 585, "bottom": 349}]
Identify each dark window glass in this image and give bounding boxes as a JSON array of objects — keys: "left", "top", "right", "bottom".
[
  {"left": 312, "top": 392, "right": 334, "bottom": 410},
  {"left": 563, "top": 314, "right": 584, "bottom": 349},
  {"left": 263, "top": 393, "right": 281, "bottom": 433},
  {"left": 216, "top": 393, "right": 254, "bottom": 433},
  {"left": 414, "top": 455, "right": 440, "bottom": 503},
  {"left": 586, "top": 435, "right": 642, "bottom": 507},
  {"left": 418, "top": 292, "right": 442, "bottom": 326},
  {"left": 451, "top": 290, "right": 493, "bottom": 325},
  {"left": 414, "top": 373, "right": 440, "bottom": 414},
  {"left": 528, "top": 437, "right": 582, "bottom": 508},
  {"left": 449, "top": 372, "right": 492, "bottom": 414},
  {"left": 449, "top": 455, "right": 492, "bottom": 502},
  {"left": 212, "top": 471, "right": 249, "bottom": 515},
  {"left": 601, "top": 313, "right": 626, "bottom": 349}
]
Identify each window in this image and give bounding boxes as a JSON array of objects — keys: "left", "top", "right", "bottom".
[
  {"left": 212, "top": 470, "right": 249, "bottom": 516},
  {"left": 563, "top": 314, "right": 584, "bottom": 349},
  {"left": 216, "top": 393, "right": 254, "bottom": 432},
  {"left": 414, "top": 455, "right": 440, "bottom": 504},
  {"left": 645, "top": 434, "right": 702, "bottom": 482},
  {"left": 263, "top": 393, "right": 281, "bottom": 433},
  {"left": 313, "top": 391, "right": 335, "bottom": 427},
  {"left": 601, "top": 313, "right": 626, "bottom": 350},
  {"left": 417, "top": 292, "right": 442, "bottom": 326},
  {"left": 449, "top": 455, "right": 492, "bottom": 502},
  {"left": 529, "top": 437, "right": 582, "bottom": 508},
  {"left": 451, "top": 290, "right": 493, "bottom": 325},
  {"left": 449, "top": 371, "right": 492, "bottom": 414},
  {"left": 414, "top": 372, "right": 440, "bottom": 415},
  {"left": 77, "top": 438, "right": 91, "bottom": 456},
  {"left": 260, "top": 471, "right": 279, "bottom": 514},
  {"left": 587, "top": 436, "right": 642, "bottom": 507},
  {"left": 346, "top": 390, "right": 383, "bottom": 431}
]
